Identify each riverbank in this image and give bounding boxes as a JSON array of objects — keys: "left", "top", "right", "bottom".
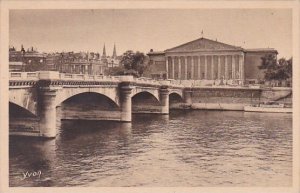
[{"left": 170, "top": 103, "right": 292, "bottom": 113}]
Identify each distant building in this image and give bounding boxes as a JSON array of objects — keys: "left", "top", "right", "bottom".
[
  {"left": 46, "top": 44, "right": 120, "bottom": 75},
  {"left": 9, "top": 45, "right": 46, "bottom": 71},
  {"left": 147, "top": 37, "right": 278, "bottom": 85},
  {"left": 100, "top": 44, "right": 120, "bottom": 69},
  {"left": 46, "top": 51, "right": 104, "bottom": 75},
  {"left": 10, "top": 44, "right": 120, "bottom": 75}
]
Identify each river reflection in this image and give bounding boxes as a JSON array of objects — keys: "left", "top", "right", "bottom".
[{"left": 9, "top": 111, "right": 292, "bottom": 187}]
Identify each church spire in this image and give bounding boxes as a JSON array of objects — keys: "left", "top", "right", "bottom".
[
  {"left": 112, "top": 43, "right": 117, "bottom": 59},
  {"left": 102, "top": 44, "right": 106, "bottom": 58}
]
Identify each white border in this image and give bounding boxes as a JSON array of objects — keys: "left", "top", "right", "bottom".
[{"left": 0, "top": 1, "right": 299, "bottom": 193}]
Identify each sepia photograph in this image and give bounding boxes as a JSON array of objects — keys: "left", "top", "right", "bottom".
[{"left": 0, "top": 1, "right": 299, "bottom": 193}]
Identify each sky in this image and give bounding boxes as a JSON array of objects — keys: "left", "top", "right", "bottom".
[{"left": 9, "top": 9, "right": 292, "bottom": 58}]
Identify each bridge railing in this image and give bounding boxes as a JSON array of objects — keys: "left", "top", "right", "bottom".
[
  {"left": 134, "top": 77, "right": 161, "bottom": 86},
  {"left": 59, "top": 73, "right": 123, "bottom": 82},
  {"left": 10, "top": 72, "right": 39, "bottom": 80},
  {"left": 9, "top": 71, "right": 181, "bottom": 87}
]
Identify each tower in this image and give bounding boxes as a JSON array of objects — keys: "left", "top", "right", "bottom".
[
  {"left": 102, "top": 44, "right": 106, "bottom": 59},
  {"left": 112, "top": 43, "right": 117, "bottom": 59}
]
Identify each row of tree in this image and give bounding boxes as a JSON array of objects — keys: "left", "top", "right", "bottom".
[
  {"left": 106, "top": 50, "right": 147, "bottom": 77},
  {"left": 259, "top": 54, "right": 292, "bottom": 81}
]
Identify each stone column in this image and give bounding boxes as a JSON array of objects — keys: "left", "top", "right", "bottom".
[
  {"left": 178, "top": 57, "right": 181, "bottom": 80},
  {"left": 204, "top": 55, "right": 208, "bottom": 79},
  {"left": 120, "top": 83, "right": 132, "bottom": 122},
  {"left": 166, "top": 57, "right": 169, "bottom": 79},
  {"left": 218, "top": 55, "right": 221, "bottom": 79},
  {"left": 232, "top": 55, "right": 236, "bottom": 79},
  {"left": 171, "top": 57, "right": 175, "bottom": 79},
  {"left": 184, "top": 88, "right": 193, "bottom": 104},
  {"left": 198, "top": 56, "right": 201, "bottom": 79},
  {"left": 159, "top": 86, "right": 169, "bottom": 114},
  {"left": 184, "top": 56, "right": 188, "bottom": 80},
  {"left": 39, "top": 88, "right": 57, "bottom": 138},
  {"left": 225, "top": 55, "right": 228, "bottom": 80},
  {"left": 211, "top": 56, "right": 214, "bottom": 80},
  {"left": 85, "top": 65, "right": 88, "bottom": 74},
  {"left": 240, "top": 54, "right": 245, "bottom": 84},
  {"left": 191, "top": 56, "right": 194, "bottom": 80}
]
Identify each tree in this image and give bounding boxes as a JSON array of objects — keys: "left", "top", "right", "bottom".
[
  {"left": 286, "top": 57, "right": 293, "bottom": 78},
  {"left": 259, "top": 54, "right": 292, "bottom": 81},
  {"left": 120, "top": 50, "right": 147, "bottom": 77},
  {"left": 105, "top": 66, "right": 126, "bottom": 76}
]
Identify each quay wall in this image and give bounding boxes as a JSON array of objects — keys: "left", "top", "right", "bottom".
[
  {"left": 190, "top": 87, "right": 292, "bottom": 104},
  {"left": 171, "top": 87, "right": 292, "bottom": 110}
]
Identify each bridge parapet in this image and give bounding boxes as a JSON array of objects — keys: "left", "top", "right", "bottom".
[
  {"left": 9, "top": 71, "right": 183, "bottom": 88},
  {"left": 10, "top": 72, "right": 39, "bottom": 80}
]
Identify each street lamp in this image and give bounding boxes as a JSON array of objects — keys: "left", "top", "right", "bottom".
[{"left": 21, "top": 49, "right": 25, "bottom": 72}]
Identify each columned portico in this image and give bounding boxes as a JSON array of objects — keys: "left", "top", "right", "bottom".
[
  {"left": 165, "top": 53, "right": 245, "bottom": 83},
  {"left": 160, "top": 38, "right": 249, "bottom": 84},
  {"left": 149, "top": 37, "right": 277, "bottom": 84}
]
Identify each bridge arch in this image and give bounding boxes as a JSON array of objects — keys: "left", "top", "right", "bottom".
[
  {"left": 132, "top": 89, "right": 160, "bottom": 102},
  {"left": 132, "top": 91, "right": 162, "bottom": 113},
  {"left": 9, "top": 102, "right": 37, "bottom": 118},
  {"left": 57, "top": 91, "right": 120, "bottom": 109},
  {"left": 132, "top": 91, "right": 160, "bottom": 104},
  {"left": 55, "top": 88, "right": 120, "bottom": 107},
  {"left": 169, "top": 90, "right": 183, "bottom": 98},
  {"left": 9, "top": 89, "right": 37, "bottom": 116},
  {"left": 169, "top": 92, "right": 184, "bottom": 104}
]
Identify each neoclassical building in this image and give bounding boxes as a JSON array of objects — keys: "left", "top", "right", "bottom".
[{"left": 147, "top": 37, "right": 278, "bottom": 85}]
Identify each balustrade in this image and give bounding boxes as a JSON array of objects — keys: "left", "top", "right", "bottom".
[{"left": 9, "top": 71, "right": 187, "bottom": 88}]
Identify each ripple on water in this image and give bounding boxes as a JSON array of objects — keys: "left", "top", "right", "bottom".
[{"left": 9, "top": 111, "right": 292, "bottom": 187}]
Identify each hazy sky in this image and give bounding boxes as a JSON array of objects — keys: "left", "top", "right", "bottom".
[{"left": 9, "top": 9, "right": 292, "bottom": 58}]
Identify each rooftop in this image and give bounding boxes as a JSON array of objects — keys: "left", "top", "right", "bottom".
[
  {"left": 147, "top": 51, "right": 165, "bottom": 55},
  {"left": 245, "top": 48, "right": 278, "bottom": 53}
]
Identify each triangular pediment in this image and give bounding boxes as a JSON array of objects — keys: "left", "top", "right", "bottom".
[{"left": 165, "top": 37, "right": 243, "bottom": 52}]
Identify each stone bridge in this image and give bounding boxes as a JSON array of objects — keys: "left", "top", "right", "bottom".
[{"left": 9, "top": 71, "right": 189, "bottom": 138}]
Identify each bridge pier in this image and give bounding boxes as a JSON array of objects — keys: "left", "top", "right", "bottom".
[
  {"left": 184, "top": 88, "right": 193, "bottom": 104},
  {"left": 120, "top": 83, "right": 133, "bottom": 122},
  {"left": 159, "top": 87, "right": 169, "bottom": 114},
  {"left": 39, "top": 88, "right": 57, "bottom": 138}
]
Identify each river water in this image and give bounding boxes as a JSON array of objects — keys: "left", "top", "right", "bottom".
[{"left": 9, "top": 110, "right": 292, "bottom": 187}]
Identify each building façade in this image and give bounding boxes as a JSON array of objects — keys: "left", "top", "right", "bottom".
[{"left": 147, "top": 37, "right": 278, "bottom": 85}]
